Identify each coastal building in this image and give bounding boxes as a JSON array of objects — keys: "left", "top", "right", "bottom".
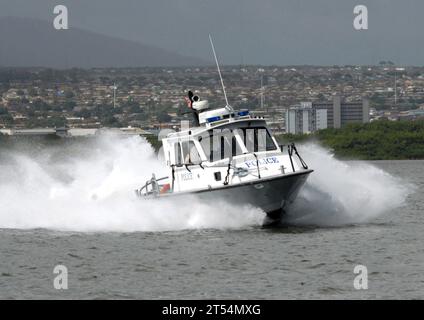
[
  {"left": 285, "top": 95, "right": 370, "bottom": 134},
  {"left": 0, "top": 128, "right": 66, "bottom": 136},
  {"left": 285, "top": 102, "right": 314, "bottom": 134},
  {"left": 0, "top": 127, "right": 153, "bottom": 137},
  {"left": 0, "top": 128, "right": 56, "bottom": 136}
]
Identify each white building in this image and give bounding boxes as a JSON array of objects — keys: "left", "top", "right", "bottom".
[
  {"left": 315, "top": 108, "right": 328, "bottom": 130},
  {"left": 284, "top": 102, "right": 314, "bottom": 134},
  {"left": 285, "top": 96, "right": 369, "bottom": 134}
]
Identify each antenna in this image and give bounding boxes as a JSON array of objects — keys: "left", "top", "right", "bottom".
[
  {"left": 209, "top": 34, "right": 233, "bottom": 111},
  {"left": 111, "top": 83, "right": 117, "bottom": 108},
  {"left": 260, "top": 75, "right": 264, "bottom": 109},
  {"left": 394, "top": 71, "right": 397, "bottom": 107}
]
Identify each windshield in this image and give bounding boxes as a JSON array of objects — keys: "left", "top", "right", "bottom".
[
  {"left": 198, "top": 126, "right": 277, "bottom": 162},
  {"left": 198, "top": 129, "right": 236, "bottom": 162},
  {"left": 240, "top": 127, "right": 277, "bottom": 153},
  {"left": 181, "top": 140, "right": 202, "bottom": 164}
]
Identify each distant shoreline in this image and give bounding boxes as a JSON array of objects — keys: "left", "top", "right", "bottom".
[
  {"left": 2, "top": 120, "right": 423, "bottom": 161},
  {"left": 276, "top": 120, "right": 424, "bottom": 161}
]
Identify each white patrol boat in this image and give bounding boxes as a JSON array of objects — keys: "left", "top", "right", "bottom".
[
  {"left": 136, "top": 91, "right": 313, "bottom": 225},
  {"left": 136, "top": 35, "right": 313, "bottom": 225}
]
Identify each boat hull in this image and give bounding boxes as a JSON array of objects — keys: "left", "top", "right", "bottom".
[
  {"left": 194, "top": 170, "right": 312, "bottom": 224},
  {"left": 152, "top": 169, "right": 312, "bottom": 224}
]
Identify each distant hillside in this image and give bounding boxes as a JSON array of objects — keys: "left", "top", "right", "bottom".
[{"left": 0, "top": 16, "right": 207, "bottom": 68}]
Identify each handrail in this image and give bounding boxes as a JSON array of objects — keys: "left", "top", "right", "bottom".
[
  {"left": 171, "top": 165, "right": 175, "bottom": 190},
  {"left": 223, "top": 158, "right": 232, "bottom": 185},
  {"left": 253, "top": 153, "right": 261, "bottom": 179},
  {"left": 287, "top": 144, "right": 295, "bottom": 172},
  {"left": 290, "top": 143, "right": 308, "bottom": 169},
  {"left": 287, "top": 143, "right": 308, "bottom": 171},
  {"left": 139, "top": 176, "right": 169, "bottom": 194}
]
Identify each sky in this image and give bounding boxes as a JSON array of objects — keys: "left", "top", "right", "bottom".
[{"left": 1, "top": 0, "right": 423, "bottom": 66}]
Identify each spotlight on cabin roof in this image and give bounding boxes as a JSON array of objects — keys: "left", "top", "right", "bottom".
[{"left": 192, "top": 99, "right": 209, "bottom": 111}]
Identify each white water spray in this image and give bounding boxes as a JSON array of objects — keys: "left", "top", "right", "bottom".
[
  {"left": 0, "top": 137, "right": 411, "bottom": 232},
  {"left": 285, "top": 143, "right": 412, "bottom": 226},
  {"left": 0, "top": 135, "right": 264, "bottom": 232}
]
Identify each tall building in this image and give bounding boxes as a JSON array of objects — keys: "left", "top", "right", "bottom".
[
  {"left": 285, "top": 102, "right": 313, "bottom": 134},
  {"left": 285, "top": 95, "right": 369, "bottom": 134}
]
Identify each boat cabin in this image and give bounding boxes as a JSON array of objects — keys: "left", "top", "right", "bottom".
[{"left": 137, "top": 95, "right": 308, "bottom": 197}]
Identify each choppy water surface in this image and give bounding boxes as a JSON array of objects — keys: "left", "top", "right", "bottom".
[{"left": 0, "top": 136, "right": 422, "bottom": 299}]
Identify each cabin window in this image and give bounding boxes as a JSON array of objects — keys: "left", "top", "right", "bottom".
[
  {"left": 181, "top": 141, "right": 202, "bottom": 164},
  {"left": 240, "top": 127, "right": 277, "bottom": 152},
  {"left": 208, "top": 134, "right": 231, "bottom": 162},
  {"left": 198, "top": 129, "right": 243, "bottom": 162},
  {"left": 231, "top": 130, "right": 244, "bottom": 156},
  {"left": 174, "top": 142, "right": 183, "bottom": 166}
]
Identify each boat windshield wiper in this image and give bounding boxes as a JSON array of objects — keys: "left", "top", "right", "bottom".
[{"left": 184, "top": 160, "right": 205, "bottom": 171}]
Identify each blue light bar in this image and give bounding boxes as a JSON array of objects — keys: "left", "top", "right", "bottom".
[
  {"left": 207, "top": 116, "right": 221, "bottom": 123},
  {"left": 238, "top": 110, "right": 249, "bottom": 116}
]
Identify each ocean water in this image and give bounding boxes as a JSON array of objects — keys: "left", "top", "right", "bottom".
[{"left": 0, "top": 136, "right": 422, "bottom": 299}]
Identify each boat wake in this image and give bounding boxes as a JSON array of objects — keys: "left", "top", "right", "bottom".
[{"left": 0, "top": 136, "right": 411, "bottom": 232}]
